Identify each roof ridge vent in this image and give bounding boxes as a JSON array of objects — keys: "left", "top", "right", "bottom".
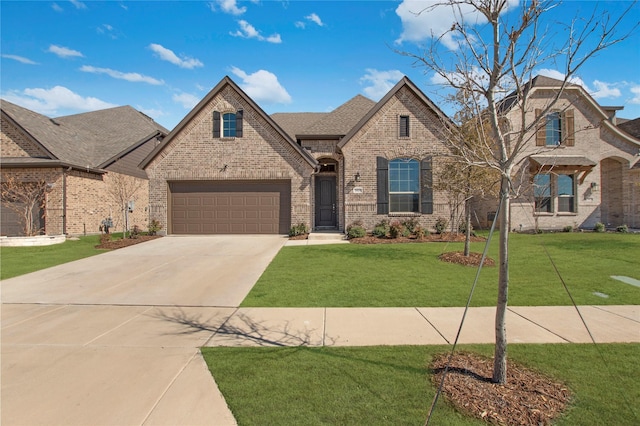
[{"left": 50, "top": 118, "right": 61, "bottom": 126}]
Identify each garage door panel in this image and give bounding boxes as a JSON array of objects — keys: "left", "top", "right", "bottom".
[{"left": 170, "top": 181, "right": 290, "bottom": 235}]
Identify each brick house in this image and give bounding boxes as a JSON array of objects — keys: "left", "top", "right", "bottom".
[
  {"left": 142, "top": 75, "right": 454, "bottom": 235},
  {"left": 472, "top": 76, "right": 640, "bottom": 231},
  {"left": 1, "top": 100, "right": 167, "bottom": 236}
]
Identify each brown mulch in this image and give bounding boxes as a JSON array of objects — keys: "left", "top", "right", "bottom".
[
  {"left": 95, "top": 235, "right": 162, "bottom": 250},
  {"left": 439, "top": 251, "right": 496, "bottom": 267},
  {"left": 349, "top": 232, "right": 486, "bottom": 244},
  {"left": 431, "top": 352, "right": 571, "bottom": 425}
]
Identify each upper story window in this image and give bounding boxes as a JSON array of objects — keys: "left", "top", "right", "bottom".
[
  {"left": 545, "top": 112, "right": 561, "bottom": 146},
  {"left": 399, "top": 115, "right": 410, "bottom": 138},
  {"left": 213, "top": 110, "right": 243, "bottom": 138},
  {"left": 536, "top": 109, "right": 575, "bottom": 147},
  {"left": 389, "top": 158, "right": 420, "bottom": 213}
]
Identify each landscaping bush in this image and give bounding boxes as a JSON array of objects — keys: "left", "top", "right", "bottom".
[
  {"left": 594, "top": 222, "right": 606, "bottom": 233},
  {"left": 434, "top": 217, "right": 448, "bottom": 234},
  {"left": 130, "top": 225, "right": 141, "bottom": 239},
  {"left": 563, "top": 225, "right": 573, "bottom": 233},
  {"left": 289, "top": 223, "right": 309, "bottom": 237},
  {"left": 402, "top": 218, "right": 420, "bottom": 235},
  {"left": 346, "top": 221, "right": 366, "bottom": 239},
  {"left": 372, "top": 220, "right": 389, "bottom": 238},
  {"left": 389, "top": 221, "right": 409, "bottom": 238},
  {"left": 148, "top": 219, "right": 162, "bottom": 236},
  {"left": 413, "top": 224, "right": 427, "bottom": 239},
  {"left": 99, "top": 233, "right": 110, "bottom": 245},
  {"left": 616, "top": 224, "right": 628, "bottom": 233},
  {"left": 458, "top": 221, "right": 476, "bottom": 236}
]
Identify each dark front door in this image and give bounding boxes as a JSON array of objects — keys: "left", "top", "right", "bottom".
[{"left": 315, "top": 176, "right": 337, "bottom": 228}]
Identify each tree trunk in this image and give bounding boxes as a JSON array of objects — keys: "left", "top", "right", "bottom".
[
  {"left": 493, "top": 176, "right": 510, "bottom": 384},
  {"left": 463, "top": 197, "right": 471, "bottom": 256}
]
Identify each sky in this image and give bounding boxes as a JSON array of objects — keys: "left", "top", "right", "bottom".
[{"left": 1, "top": 0, "right": 639, "bottom": 130}]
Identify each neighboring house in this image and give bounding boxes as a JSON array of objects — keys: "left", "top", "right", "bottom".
[
  {"left": 142, "top": 75, "right": 454, "bottom": 235},
  {"left": 1, "top": 100, "right": 167, "bottom": 236},
  {"left": 472, "top": 76, "right": 640, "bottom": 231}
]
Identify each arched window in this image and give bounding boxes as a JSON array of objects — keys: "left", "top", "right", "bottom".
[{"left": 389, "top": 158, "right": 420, "bottom": 212}]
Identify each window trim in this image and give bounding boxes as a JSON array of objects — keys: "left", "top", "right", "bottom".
[
  {"left": 213, "top": 109, "right": 243, "bottom": 139},
  {"left": 533, "top": 172, "right": 578, "bottom": 215},
  {"left": 388, "top": 158, "right": 420, "bottom": 213},
  {"left": 399, "top": 115, "right": 410, "bottom": 138}
]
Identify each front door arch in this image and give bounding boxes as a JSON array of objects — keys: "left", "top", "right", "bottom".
[{"left": 600, "top": 157, "right": 624, "bottom": 227}]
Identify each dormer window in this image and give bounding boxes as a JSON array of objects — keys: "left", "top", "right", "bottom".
[
  {"left": 536, "top": 109, "right": 574, "bottom": 147},
  {"left": 545, "top": 112, "right": 561, "bottom": 146},
  {"left": 213, "top": 109, "right": 243, "bottom": 138}
]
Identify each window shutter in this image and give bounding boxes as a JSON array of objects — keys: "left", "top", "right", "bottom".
[
  {"left": 376, "top": 156, "right": 389, "bottom": 214},
  {"left": 535, "top": 109, "right": 545, "bottom": 146},
  {"left": 421, "top": 157, "right": 433, "bottom": 214},
  {"left": 563, "top": 109, "right": 574, "bottom": 146},
  {"left": 213, "top": 111, "right": 221, "bottom": 138},
  {"left": 236, "top": 109, "right": 243, "bottom": 138}
]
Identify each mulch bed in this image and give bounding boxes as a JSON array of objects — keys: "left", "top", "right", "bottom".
[
  {"left": 95, "top": 235, "right": 162, "bottom": 250},
  {"left": 349, "top": 232, "right": 486, "bottom": 244},
  {"left": 431, "top": 352, "right": 572, "bottom": 425},
  {"left": 439, "top": 251, "right": 496, "bottom": 267}
]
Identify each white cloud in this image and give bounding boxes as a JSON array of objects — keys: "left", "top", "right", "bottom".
[
  {"left": 231, "top": 20, "right": 282, "bottom": 43},
  {"left": 395, "top": 0, "right": 517, "bottom": 49},
  {"left": 48, "top": 44, "right": 83, "bottom": 58},
  {"left": 208, "top": 0, "right": 246, "bottom": 15},
  {"left": 628, "top": 86, "right": 640, "bottom": 105},
  {"left": 97, "top": 24, "right": 117, "bottom": 39},
  {"left": 70, "top": 0, "right": 87, "bottom": 10},
  {"left": 52, "top": 3, "right": 63, "bottom": 12},
  {"left": 149, "top": 43, "right": 204, "bottom": 69},
  {"left": 230, "top": 67, "right": 292, "bottom": 104},
  {"left": 2, "top": 54, "right": 38, "bottom": 65},
  {"left": 537, "top": 69, "right": 587, "bottom": 87},
  {"left": 80, "top": 65, "right": 164, "bottom": 85},
  {"left": 360, "top": 69, "right": 405, "bottom": 100},
  {"left": 591, "top": 80, "right": 621, "bottom": 100},
  {"left": 536, "top": 69, "right": 625, "bottom": 100},
  {"left": 173, "top": 92, "right": 200, "bottom": 109},
  {"left": 2, "top": 86, "right": 116, "bottom": 116},
  {"left": 295, "top": 21, "right": 305, "bottom": 29},
  {"left": 306, "top": 13, "right": 324, "bottom": 27}
]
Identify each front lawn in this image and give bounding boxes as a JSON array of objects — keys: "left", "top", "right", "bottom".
[
  {"left": 202, "top": 343, "right": 639, "bottom": 425},
  {"left": 0, "top": 235, "right": 105, "bottom": 280},
  {"left": 242, "top": 232, "right": 640, "bottom": 307}
]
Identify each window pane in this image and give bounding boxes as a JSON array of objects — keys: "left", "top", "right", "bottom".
[
  {"left": 558, "top": 175, "right": 575, "bottom": 212},
  {"left": 545, "top": 112, "right": 561, "bottom": 145},
  {"left": 223, "top": 113, "right": 236, "bottom": 137},
  {"left": 533, "top": 174, "right": 552, "bottom": 213},
  {"left": 389, "top": 159, "right": 419, "bottom": 212}
]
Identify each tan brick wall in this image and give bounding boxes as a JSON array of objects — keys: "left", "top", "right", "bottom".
[
  {"left": 341, "top": 86, "right": 452, "bottom": 231},
  {"left": 145, "top": 85, "right": 314, "bottom": 234},
  {"left": 1, "top": 116, "right": 49, "bottom": 157}
]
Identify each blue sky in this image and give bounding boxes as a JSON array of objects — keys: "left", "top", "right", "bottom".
[{"left": 1, "top": 0, "right": 639, "bottom": 130}]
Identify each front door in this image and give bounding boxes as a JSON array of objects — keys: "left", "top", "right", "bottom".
[{"left": 315, "top": 176, "right": 337, "bottom": 228}]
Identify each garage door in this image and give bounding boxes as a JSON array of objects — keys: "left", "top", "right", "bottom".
[{"left": 169, "top": 181, "right": 291, "bottom": 234}]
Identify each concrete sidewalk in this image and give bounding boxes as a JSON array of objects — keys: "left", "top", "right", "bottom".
[{"left": 204, "top": 305, "right": 640, "bottom": 347}]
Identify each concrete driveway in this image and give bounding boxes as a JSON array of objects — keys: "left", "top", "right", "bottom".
[{"left": 1, "top": 235, "right": 287, "bottom": 425}]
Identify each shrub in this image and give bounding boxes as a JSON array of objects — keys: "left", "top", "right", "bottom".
[
  {"left": 434, "top": 217, "right": 448, "bottom": 234},
  {"left": 594, "top": 222, "right": 605, "bottom": 233},
  {"left": 99, "top": 233, "right": 110, "bottom": 245},
  {"left": 458, "top": 221, "right": 476, "bottom": 236},
  {"left": 414, "top": 224, "right": 427, "bottom": 239},
  {"left": 402, "top": 218, "right": 420, "bottom": 235},
  {"left": 616, "top": 224, "right": 629, "bottom": 233},
  {"left": 130, "top": 225, "right": 141, "bottom": 239},
  {"left": 148, "top": 219, "right": 162, "bottom": 236},
  {"left": 563, "top": 225, "right": 573, "bottom": 233},
  {"left": 346, "top": 221, "right": 366, "bottom": 239},
  {"left": 389, "top": 221, "right": 408, "bottom": 238},
  {"left": 289, "top": 223, "right": 309, "bottom": 237},
  {"left": 372, "top": 220, "right": 389, "bottom": 238}
]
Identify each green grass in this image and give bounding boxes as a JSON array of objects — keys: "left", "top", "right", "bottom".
[
  {"left": 242, "top": 232, "right": 640, "bottom": 307},
  {"left": 202, "top": 343, "right": 639, "bottom": 425},
  {"left": 0, "top": 235, "right": 106, "bottom": 280}
]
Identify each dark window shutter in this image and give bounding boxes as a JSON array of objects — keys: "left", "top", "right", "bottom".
[
  {"left": 376, "top": 156, "right": 389, "bottom": 214},
  {"left": 535, "top": 109, "right": 545, "bottom": 146},
  {"left": 563, "top": 109, "right": 574, "bottom": 146},
  {"left": 236, "top": 109, "right": 243, "bottom": 138},
  {"left": 399, "top": 116, "right": 410, "bottom": 137},
  {"left": 421, "top": 157, "right": 433, "bottom": 214},
  {"left": 213, "top": 111, "right": 221, "bottom": 138}
]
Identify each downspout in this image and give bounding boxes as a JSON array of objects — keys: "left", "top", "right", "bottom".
[{"left": 62, "top": 169, "right": 68, "bottom": 235}]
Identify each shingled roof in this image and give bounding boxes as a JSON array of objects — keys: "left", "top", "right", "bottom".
[
  {"left": 618, "top": 117, "right": 640, "bottom": 139},
  {"left": 1, "top": 100, "right": 168, "bottom": 170},
  {"left": 271, "top": 95, "right": 376, "bottom": 139}
]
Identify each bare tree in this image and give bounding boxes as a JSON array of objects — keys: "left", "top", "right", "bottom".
[
  {"left": 1, "top": 174, "right": 49, "bottom": 236},
  {"left": 105, "top": 172, "right": 145, "bottom": 237},
  {"left": 398, "top": 0, "right": 635, "bottom": 384}
]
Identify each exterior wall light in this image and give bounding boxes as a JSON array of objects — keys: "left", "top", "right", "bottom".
[{"left": 355, "top": 172, "right": 361, "bottom": 182}]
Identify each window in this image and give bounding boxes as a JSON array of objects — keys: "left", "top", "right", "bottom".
[
  {"left": 389, "top": 158, "right": 419, "bottom": 212},
  {"left": 533, "top": 174, "right": 552, "bottom": 213},
  {"left": 213, "top": 110, "right": 243, "bottom": 138},
  {"left": 399, "top": 115, "right": 410, "bottom": 138},
  {"left": 223, "top": 113, "right": 236, "bottom": 137},
  {"left": 533, "top": 173, "right": 576, "bottom": 214},
  {"left": 545, "top": 112, "right": 561, "bottom": 146},
  {"left": 557, "top": 174, "right": 575, "bottom": 212}
]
